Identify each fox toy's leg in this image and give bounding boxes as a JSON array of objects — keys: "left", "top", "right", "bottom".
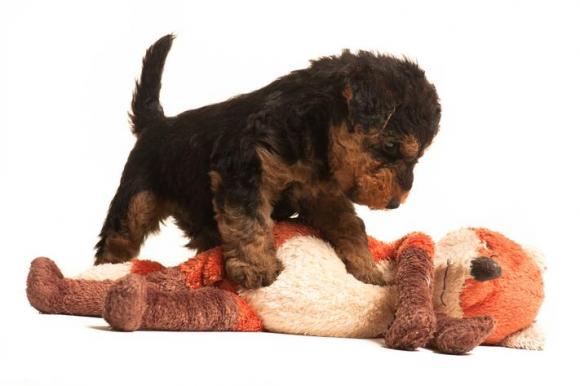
[
  {"left": 384, "top": 233, "right": 437, "bottom": 350},
  {"left": 27, "top": 257, "right": 113, "bottom": 316},
  {"left": 427, "top": 312, "right": 495, "bottom": 355},
  {"left": 103, "top": 269, "right": 261, "bottom": 332}
]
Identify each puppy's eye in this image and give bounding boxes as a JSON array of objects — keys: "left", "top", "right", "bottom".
[
  {"left": 384, "top": 142, "right": 395, "bottom": 149},
  {"left": 381, "top": 142, "right": 398, "bottom": 158}
]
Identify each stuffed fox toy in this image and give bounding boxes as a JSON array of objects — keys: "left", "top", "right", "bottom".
[{"left": 27, "top": 221, "right": 545, "bottom": 354}]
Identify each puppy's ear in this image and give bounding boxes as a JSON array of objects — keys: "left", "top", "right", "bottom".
[{"left": 342, "top": 65, "right": 393, "bottom": 132}]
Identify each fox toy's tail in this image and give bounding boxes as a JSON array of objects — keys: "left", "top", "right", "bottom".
[{"left": 129, "top": 34, "right": 174, "bottom": 136}]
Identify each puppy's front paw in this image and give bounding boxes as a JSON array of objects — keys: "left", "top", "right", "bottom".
[{"left": 225, "top": 257, "right": 282, "bottom": 289}]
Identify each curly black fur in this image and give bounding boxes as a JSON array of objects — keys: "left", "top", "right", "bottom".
[{"left": 94, "top": 35, "right": 441, "bottom": 287}]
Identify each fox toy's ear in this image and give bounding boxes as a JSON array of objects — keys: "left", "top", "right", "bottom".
[{"left": 499, "top": 322, "right": 544, "bottom": 350}]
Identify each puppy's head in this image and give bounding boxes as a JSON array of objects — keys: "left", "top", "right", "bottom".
[{"left": 327, "top": 51, "right": 441, "bottom": 209}]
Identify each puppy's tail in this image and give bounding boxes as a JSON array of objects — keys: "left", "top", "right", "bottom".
[{"left": 129, "top": 34, "right": 174, "bottom": 136}]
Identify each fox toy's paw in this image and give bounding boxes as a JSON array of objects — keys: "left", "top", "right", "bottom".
[
  {"left": 429, "top": 314, "right": 495, "bottom": 355},
  {"left": 384, "top": 305, "right": 437, "bottom": 350},
  {"left": 27, "top": 257, "right": 66, "bottom": 314},
  {"left": 103, "top": 274, "right": 147, "bottom": 332}
]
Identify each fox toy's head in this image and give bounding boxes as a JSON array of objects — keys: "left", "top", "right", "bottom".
[
  {"left": 269, "top": 221, "right": 545, "bottom": 347},
  {"left": 432, "top": 228, "right": 545, "bottom": 348}
]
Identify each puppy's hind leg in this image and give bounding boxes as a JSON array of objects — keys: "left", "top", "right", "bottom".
[{"left": 95, "top": 181, "right": 167, "bottom": 265}]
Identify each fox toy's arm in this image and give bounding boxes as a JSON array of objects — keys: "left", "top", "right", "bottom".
[{"left": 381, "top": 232, "right": 437, "bottom": 350}]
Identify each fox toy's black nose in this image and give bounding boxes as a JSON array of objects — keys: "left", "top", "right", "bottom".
[
  {"left": 471, "top": 257, "right": 502, "bottom": 281},
  {"left": 386, "top": 199, "right": 400, "bottom": 209}
]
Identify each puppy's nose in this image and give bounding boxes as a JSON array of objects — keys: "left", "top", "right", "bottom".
[{"left": 386, "top": 199, "right": 400, "bottom": 209}]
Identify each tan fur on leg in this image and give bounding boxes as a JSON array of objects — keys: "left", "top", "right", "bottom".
[
  {"left": 302, "top": 190, "right": 385, "bottom": 285},
  {"left": 96, "top": 191, "right": 168, "bottom": 264}
]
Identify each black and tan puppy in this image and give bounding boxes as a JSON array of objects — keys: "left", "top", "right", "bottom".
[{"left": 94, "top": 35, "right": 441, "bottom": 288}]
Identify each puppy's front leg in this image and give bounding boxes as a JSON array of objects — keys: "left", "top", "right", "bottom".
[
  {"left": 303, "top": 190, "right": 385, "bottom": 286},
  {"left": 210, "top": 172, "right": 281, "bottom": 289}
]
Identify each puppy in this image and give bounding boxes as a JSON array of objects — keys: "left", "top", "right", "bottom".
[{"left": 94, "top": 35, "right": 441, "bottom": 288}]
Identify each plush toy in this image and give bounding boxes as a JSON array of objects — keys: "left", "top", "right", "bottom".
[{"left": 27, "top": 221, "right": 545, "bottom": 354}]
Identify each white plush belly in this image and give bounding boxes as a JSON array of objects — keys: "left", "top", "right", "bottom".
[{"left": 240, "top": 236, "right": 395, "bottom": 338}]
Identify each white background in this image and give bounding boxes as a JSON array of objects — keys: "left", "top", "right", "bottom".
[{"left": 1, "top": 0, "right": 579, "bottom": 385}]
